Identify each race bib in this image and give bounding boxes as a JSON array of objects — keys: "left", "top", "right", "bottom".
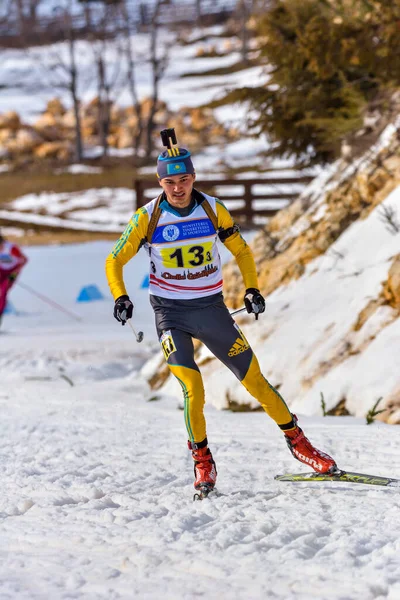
[
  {"left": 160, "top": 330, "right": 177, "bottom": 360},
  {"left": 160, "top": 242, "right": 213, "bottom": 269}
]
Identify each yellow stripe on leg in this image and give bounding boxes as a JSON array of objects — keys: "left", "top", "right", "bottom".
[
  {"left": 241, "top": 355, "right": 292, "bottom": 425},
  {"left": 169, "top": 364, "right": 207, "bottom": 443}
]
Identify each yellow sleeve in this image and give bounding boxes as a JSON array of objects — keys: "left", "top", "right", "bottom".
[
  {"left": 216, "top": 200, "right": 259, "bottom": 290},
  {"left": 105, "top": 208, "right": 150, "bottom": 300}
]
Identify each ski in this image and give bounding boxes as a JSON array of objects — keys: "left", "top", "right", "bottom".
[{"left": 275, "top": 470, "right": 400, "bottom": 487}]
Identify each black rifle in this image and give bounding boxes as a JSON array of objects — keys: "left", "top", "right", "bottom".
[{"left": 160, "top": 128, "right": 177, "bottom": 150}]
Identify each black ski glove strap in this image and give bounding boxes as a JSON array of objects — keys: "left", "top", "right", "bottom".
[
  {"left": 114, "top": 295, "right": 134, "bottom": 325},
  {"left": 244, "top": 288, "right": 265, "bottom": 321}
]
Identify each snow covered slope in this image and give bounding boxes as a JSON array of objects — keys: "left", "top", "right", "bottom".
[
  {"left": 211, "top": 184, "right": 400, "bottom": 420},
  {"left": 1, "top": 241, "right": 400, "bottom": 600},
  {"left": 1, "top": 385, "right": 400, "bottom": 600}
]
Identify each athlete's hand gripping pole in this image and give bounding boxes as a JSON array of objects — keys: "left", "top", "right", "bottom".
[
  {"left": 113, "top": 295, "right": 143, "bottom": 342},
  {"left": 114, "top": 295, "right": 133, "bottom": 325},
  {"left": 231, "top": 289, "right": 266, "bottom": 320},
  {"left": 244, "top": 288, "right": 265, "bottom": 321}
]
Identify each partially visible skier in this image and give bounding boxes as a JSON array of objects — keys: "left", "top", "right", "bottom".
[
  {"left": 105, "top": 129, "right": 337, "bottom": 495},
  {"left": 0, "top": 230, "right": 28, "bottom": 326}
]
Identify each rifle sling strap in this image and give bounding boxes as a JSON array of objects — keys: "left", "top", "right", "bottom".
[
  {"left": 200, "top": 197, "right": 219, "bottom": 232},
  {"left": 146, "top": 194, "right": 163, "bottom": 244}
]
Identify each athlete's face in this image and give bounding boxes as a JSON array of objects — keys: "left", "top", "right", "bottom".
[{"left": 159, "top": 173, "right": 195, "bottom": 208}]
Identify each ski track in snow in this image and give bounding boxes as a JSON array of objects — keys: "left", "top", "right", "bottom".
[
  {"left": 1, "top": 381, "right": 400, "bottom": 600},
  {"left": 1, "top": 243, "right": 400, "bottom": 599}
]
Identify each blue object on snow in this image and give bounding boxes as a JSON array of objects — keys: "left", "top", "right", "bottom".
[
  {"left": 76, "top": 284, "right": 105, "bottom": 303},
  {"left": 3, "top": 301, "right": 16, "bottom": 314},
  {"left": 140, "top": 274, "right": 150, "bottom": 289}
]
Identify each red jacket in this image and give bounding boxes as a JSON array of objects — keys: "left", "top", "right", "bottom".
[{"left": 0, "top": 240, "right": 28, "bottom": 281}]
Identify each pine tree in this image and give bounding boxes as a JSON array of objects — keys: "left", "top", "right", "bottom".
[{"left": 232, "top": 0, "right": 400, "bottom": 164}]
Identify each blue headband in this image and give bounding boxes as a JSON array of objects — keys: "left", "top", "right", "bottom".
[{"left": 157, "top": 148, "right": 195, "bottom": 179}]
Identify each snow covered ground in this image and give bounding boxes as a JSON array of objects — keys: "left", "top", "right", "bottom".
[
  {"left": 0, "top": 26, "right": 259, "bottom": 128},
  {"left": 1, "top": 241, "right": 400, "bottom": 600}
]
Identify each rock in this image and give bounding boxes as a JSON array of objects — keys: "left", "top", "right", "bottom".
[
  {"left": 33, "top": 113, "right": 65, "bottom": 141},
  {"left": 5, "top": 128, "right": 43, "bottom": 153},
  {"left": 190, "top": 107, "right": 213, "bottom": 131},
  {"left": 35, "top": 113, "right": 58, "bottom": 129},
  {"left": 140, "top": 97, "right": 167, "bottom": 120},
  {"left": 368, "top": 168, "right": 391, "bottom": 194},
  {"left": 124, "top": 106, "right": 138, "bottom": 119},
  {"left": 0, "top": 111, "right": 21, "bottom": 130},
  {"left": 34, "top": 141, "right": 72, "bottom": 160},
  {"left": 382, "top": 155, "right": 400, "bottom": 174},
  {"left": 110, "top": 105, "right": 126, "bottom": 123},
  {"left": 268, "top": 198, "right": 304, "bottom": 233},
  {"left": 222, "top": 39, "right": 235, "bottom": 52},
  {"left": 0, "top": 96, "right": 236, "bottom": 166},
  {"left": 383, "top": 254, "right": 400, "bottom": 308},
  {"left": 125, "top": 115, "right": 138, "bottom": 131},
  {"left": 154, "top": 111, "right": 169, "bottom": 127},
  {"left": 84, "top": 96, "right": 100, "bottom": 117},
  {"left": 0, "top": 128, "right": 13, "bottom": 145},
  {"left": 106, "top": 134, "right": 118, "bottom": 148},
  {"left": 384, "top": 387, "right": 400, "bottom": 424},
  {"left": 81, "top": 116, "right": 98, "bottom": 139},
  {"left": 115, "top": 127, "right": 133, "bottom": 149},
  {"left": 353, "top": 298, "right": 383, "bottom": 331},
  {"left": 46, "top": 98, "right": 66, "bottom": 117},
  {"left": 61, "top": 110, "right": 77, "bottom": 129}
]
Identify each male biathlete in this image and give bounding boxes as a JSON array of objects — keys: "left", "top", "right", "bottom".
[{"left": 105, "top": 129, "right": 337, "bottom": 495}]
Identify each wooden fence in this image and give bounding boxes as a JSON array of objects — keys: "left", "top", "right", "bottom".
[{"left": 134, "top": 175, "right": 314, "bottom": 224}]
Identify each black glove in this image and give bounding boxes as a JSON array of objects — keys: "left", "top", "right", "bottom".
[
  {"left": 114, "top": 295, "right": 133, "bottom": 325},
  {"left": 244, "top": 288, "right": 265, "bottom": 320}
]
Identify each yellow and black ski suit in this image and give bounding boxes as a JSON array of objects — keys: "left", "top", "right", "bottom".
[{"left": 105, "top": 190, "right": 295, "bottom": 444}]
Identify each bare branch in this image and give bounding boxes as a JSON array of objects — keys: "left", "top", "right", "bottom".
[{"left": 378, "top": 204, "right": 400, "bottom": 235}]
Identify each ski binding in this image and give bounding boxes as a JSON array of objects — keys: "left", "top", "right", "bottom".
[{"left": 193, "top": 484, "right": 215, "bottom": 501}]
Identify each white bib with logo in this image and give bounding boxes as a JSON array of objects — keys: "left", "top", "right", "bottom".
[{"left": 145, "top": 194, "right": 222, "bottom": 300}]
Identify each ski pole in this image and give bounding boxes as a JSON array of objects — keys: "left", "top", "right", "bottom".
[
  {"left": 16, "top": 281, "right": 82, "bottom": 322},
  {"left": 230, "top": 306, "right": 247, "bottom": 316},
  {"left": 127, "top": 319, "right": 144, "bottom": 343}
]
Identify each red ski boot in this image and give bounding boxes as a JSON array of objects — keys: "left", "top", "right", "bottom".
[
  {"left": 188, "top": 441, "right": 217, "bottom": 491},
  {"left": 284, "top": 416, "right": 337, "bottom": 474}
]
